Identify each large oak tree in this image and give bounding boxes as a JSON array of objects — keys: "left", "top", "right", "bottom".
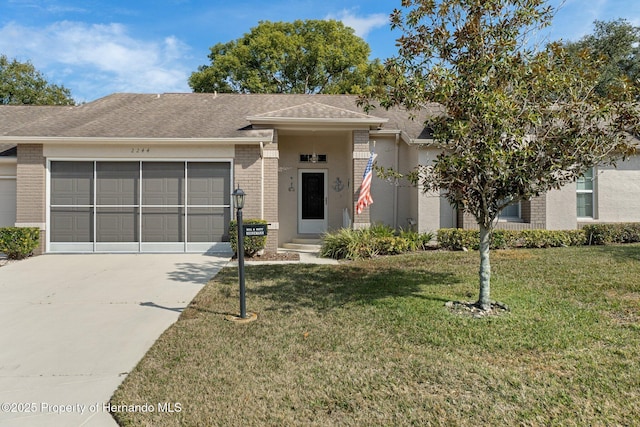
[
  {"left": 363, "top": 0, "right": 639, "bottom": 310},
  {"left": 189, "top": 19, "right": 382, "bottom": 94},
  {"left": 0, "top": 55, "right": 74, "bottom": 105},
  {"left": 564, "top": 19, "right": 640, "bottom": 98}
]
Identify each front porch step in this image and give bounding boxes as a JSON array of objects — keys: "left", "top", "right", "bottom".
[{"left": 282, "top": 238, "right": 322, "bottom": 252}]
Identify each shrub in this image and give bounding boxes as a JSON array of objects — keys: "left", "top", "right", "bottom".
[
  {"left": 319, "top": 228, "right": 358, "bottom": 260},
  {"left": 0, "top": 227, "right": 40, "bottom": 260},
  {"left": 398, "top": 228, "right": 435, "bottom": 251},
  {"left": 229, "top": 219, "right": 268, "bottom": 257},
  {"left": 437, "top": 228, "right": 480, "bottom": 250},
  {"left": 517, "top": 229, "right": 587, "bottom": 248},
  {"left": 583, "top": 223, "right": 640, "bottom": 245},
  {"left": 320, "top": 225, "right": 435, "bottom": 260},
  {"left": 437, "top": 228, "right": 586, "bottom": 251}
]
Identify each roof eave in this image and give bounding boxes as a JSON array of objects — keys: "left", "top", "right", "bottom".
[
  {"left": 402, "top": 132, "right": 437, "bottom": 147},
  {"left": 0, "top": 136, "right": 270, "bottom": 145},
  {"left": 247, "top": 116, "right": 388, "bottom": 129}
]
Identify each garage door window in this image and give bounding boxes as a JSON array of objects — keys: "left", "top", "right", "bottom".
[{"left": 50, "top": 161, "right": 231, "bottom": 252}]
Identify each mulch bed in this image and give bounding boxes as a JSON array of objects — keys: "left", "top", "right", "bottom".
[
  {"left": 445, "top": 300, "right": 510, "bottom": 318},
  {"left": 236, "top": 252, "right": 301, "bottom": 261}
]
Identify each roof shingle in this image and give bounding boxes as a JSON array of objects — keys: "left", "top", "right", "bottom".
[{"left": 0, "top": 93, "right": 434, "bottom": 141}]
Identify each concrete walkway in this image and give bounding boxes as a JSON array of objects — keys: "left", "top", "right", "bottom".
[
  {"left": 0, "top": 253, "right": 229, "bottom": 427},
  {"left": 225, "top": 249, "right": 339, "bottom": 267}
]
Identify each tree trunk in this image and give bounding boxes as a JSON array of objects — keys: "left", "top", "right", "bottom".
[{"left": 478, "top": 224, "right": 491, "bottom": 310}]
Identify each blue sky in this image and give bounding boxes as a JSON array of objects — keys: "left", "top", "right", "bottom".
[{"left": 1, "top": 0, "right": 639, "bottom": 102}]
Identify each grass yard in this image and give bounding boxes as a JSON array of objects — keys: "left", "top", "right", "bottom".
[{"left": 111, "top": 245, "right": 640, "bottom": 426}]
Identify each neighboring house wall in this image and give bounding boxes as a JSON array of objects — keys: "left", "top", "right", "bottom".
[
  {"left": 0, "top": 160, "right": 17, "bottom": 228},
  {"left": 595, "top": 156, "right": 640, "bottom": 223},
  {"left": 547, "top": 155, "right": 640, "bottom": 230},
  {"left": 546, "top": 184, "right": 577, "bottom": 230},
  {"left": 16, "top": 144, "right": 46, "bottom": 254}
]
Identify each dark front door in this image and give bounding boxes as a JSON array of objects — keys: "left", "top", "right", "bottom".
[{"left": 299, "top": 170, "right": 327, "bottom": 234}]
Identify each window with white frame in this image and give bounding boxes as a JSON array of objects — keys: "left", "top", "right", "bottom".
[{"left": 577, "top": 167, "right": 594, "bottom": 218}]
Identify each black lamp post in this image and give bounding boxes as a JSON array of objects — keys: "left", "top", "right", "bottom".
[{"left": 232, "top": 187, "right": 247, "bottom": 319}]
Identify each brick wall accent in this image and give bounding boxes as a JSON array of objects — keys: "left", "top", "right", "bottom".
[
  {"left": 522, "top": 195, "right": 546, "bottom": 227},
  {"left": 352, "top": 130, "right": 371, "bottom": 227},
  {"left": 234, "top": 143, "right": 279, "bottom": 253},
  {"left": 262, "top": 144, "right": 279, "bottom": 253},
  {"left": 16, "top": 144, "right": 46, "bottom": 255},
  {"left": 457, "top": 194, "right": 547, "bottom": 230},
  {"left": 458, "top": 210, "right": 475, "bottom": 229}
]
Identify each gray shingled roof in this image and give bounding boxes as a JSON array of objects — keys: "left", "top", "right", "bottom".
[
  {"left": 0, "top": 93, "right": 435, "bottom": 141},
  {"left": 248, "top": 101, "right": 386, "bottom": 122}
]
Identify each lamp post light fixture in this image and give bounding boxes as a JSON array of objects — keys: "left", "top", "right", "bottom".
[
  {"left": 232, "top": 187, "right": 248, "bottom": 319},
  {"left": 225, "top": 187, "right": 257, "bottom": 323},
  {"left": 232, "top": 187, "right": 245, "bottom": 210}
]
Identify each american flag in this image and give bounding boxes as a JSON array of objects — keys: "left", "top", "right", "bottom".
[{"left": 356, "top": 152, "right": 374, "bottom": 214}]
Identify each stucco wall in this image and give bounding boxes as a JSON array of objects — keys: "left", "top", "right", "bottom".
[
  {"left": 544, "top": 155, "right": 640, "bottom": 229},
  {"left": 546, "top": 184, "right": 577, "bottom": 230},
  {"left": 277, "top": 131, "right": 352, "bottom": 244},
  {"left": 369, "top": 135, "right": 397, "bottom": 228},
  {"left": 596, "top": 156, "right": 640, "bottom": 222},
  {"left": 396, "top": 142, "right": 419, "bottom": 231},
  {"left": 416, "top": 147, "right": 456, "bottom": 232}
]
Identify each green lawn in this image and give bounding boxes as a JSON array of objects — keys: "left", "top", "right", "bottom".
[{"left": 111, "top": 245, "right": 640, "bottom": 426}]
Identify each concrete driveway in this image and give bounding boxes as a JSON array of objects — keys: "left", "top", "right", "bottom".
[{"left": 0, "top": 253, "right": 229, "bottom": 427}]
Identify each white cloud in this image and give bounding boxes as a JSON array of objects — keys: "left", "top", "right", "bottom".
[
  {"left": 0, "top": 21, "right": 192, "bottom": 101},
  {"left": 326, "top": 9, "right": 389, "bottom": 38}
]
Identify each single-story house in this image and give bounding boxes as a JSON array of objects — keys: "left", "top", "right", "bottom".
[{"left": 0, "top": 93, "right": 639, "bottom": 255}]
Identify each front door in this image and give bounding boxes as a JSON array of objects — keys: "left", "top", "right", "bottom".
[{"left": 298, "top": 170, "right": 327, "bottom": 234}]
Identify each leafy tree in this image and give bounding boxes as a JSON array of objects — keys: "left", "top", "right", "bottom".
[
  {"left": 0, "top": 55, "right": 74, "bottom": 105},
  {"left": 564, "top": 19, "right": 640, "bottom": 98},
  {"left": 362, "top": 0, "right": 639, "bottom": 310},
  {"left": 189, "top": 19, "right": 382, "bottom": 94}
]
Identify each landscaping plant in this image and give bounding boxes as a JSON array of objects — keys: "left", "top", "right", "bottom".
[
  {"left": 0, "top": 227, "right": 39, "bottom": 259},
  {"left": 361, "top": 0, "right": 639, "bottom": 310}
]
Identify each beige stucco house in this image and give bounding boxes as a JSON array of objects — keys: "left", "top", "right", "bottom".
[{"left": 1, "top": 93, "right": 639, "bottom": 255}]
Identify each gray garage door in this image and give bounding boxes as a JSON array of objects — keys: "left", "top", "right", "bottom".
[{"left": 49, "top": 161, "right": 231, "bottom": 253}]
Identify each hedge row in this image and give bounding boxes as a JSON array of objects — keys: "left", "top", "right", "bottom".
[
  {"left": 0, "top": 227, "right": 40, "bottom": 260},
  {"left": 437, "top": 228, "right": 587, "bottom": 251},
  {"left": 582, "top": 223, "right": 640, "bottom": 245},
  {"left": 438, "top": 223, "right": 640, "bottom": 250}
]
